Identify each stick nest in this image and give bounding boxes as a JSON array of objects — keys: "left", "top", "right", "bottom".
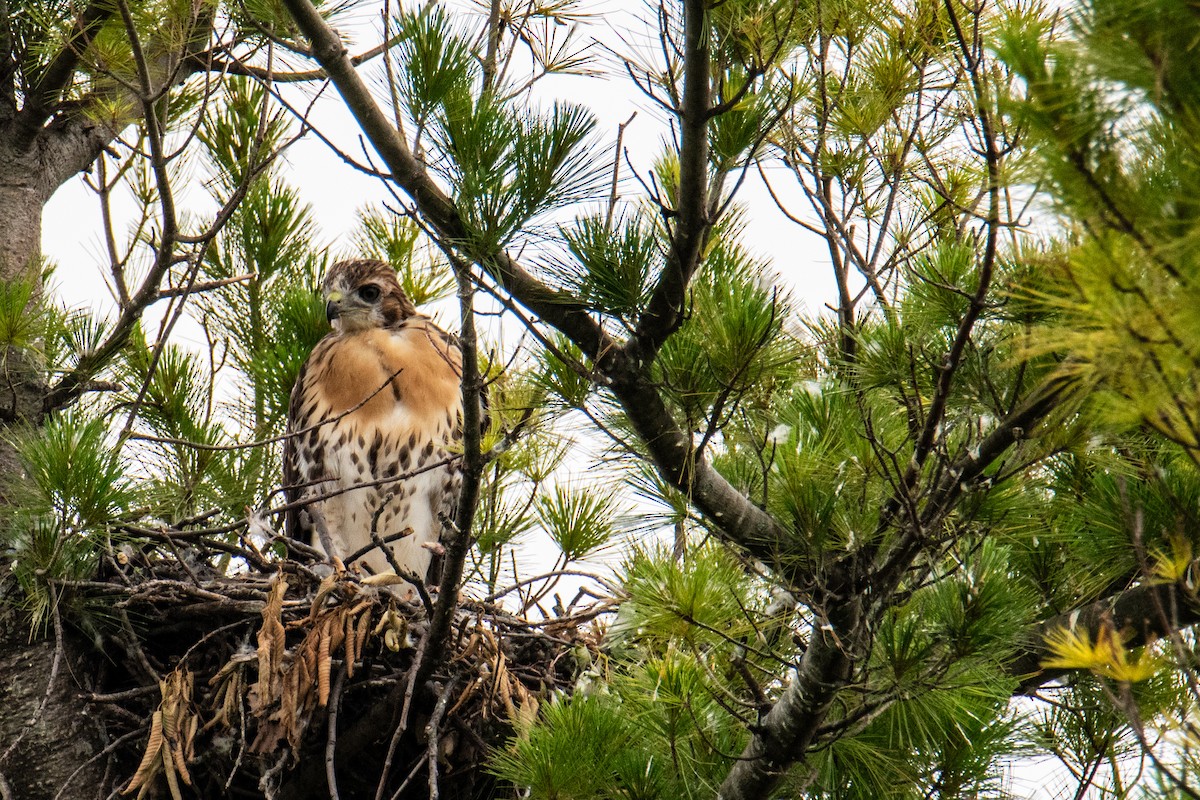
[{"left": 66, "top": 540, "right": 611, "bottom": 800}]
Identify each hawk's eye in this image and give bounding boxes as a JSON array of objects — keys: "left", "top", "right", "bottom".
[{"left": 358, "top": 285, "right": 381, "bottom": 302}]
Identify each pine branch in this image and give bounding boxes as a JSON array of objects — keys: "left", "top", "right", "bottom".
[
  {"left": 628, "top": 0, "right": 712, "bottom": 364},
  {"left": 12, "top": 0, "right": 113, "bottom": 145},
  {"left": 1012, "top": 579, "right": 1200, "bottom": 694}
]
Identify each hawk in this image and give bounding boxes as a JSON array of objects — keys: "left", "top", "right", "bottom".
[{"left": 284, "top": 259, "right": 462, "bottom": 596}]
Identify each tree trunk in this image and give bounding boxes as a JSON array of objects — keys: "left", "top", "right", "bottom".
[
  {"left": 0, "top": 164, "right": 43, "bottom": 281},
  {"left": 0, "top": 116, "right": 110, "bottom": 800},
  {"left": 0, "top": 575, "right": 106, "bottom": 800},
  {"left": 0, "top": 161, "right": 48, "bottom": 472},
  {"left": 0, "top": 142, "right": 64, "bottom": 482}
]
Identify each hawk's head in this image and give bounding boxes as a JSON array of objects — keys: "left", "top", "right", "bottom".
[{"left": 322, "top": 259, "right": 418, "bottom": 332}]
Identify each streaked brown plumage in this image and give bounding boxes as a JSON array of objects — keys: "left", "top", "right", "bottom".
[{"left": 284, "top": 259, "right": 462, "bottom": 596}]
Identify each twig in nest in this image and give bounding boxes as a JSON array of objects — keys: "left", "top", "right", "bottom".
[
  {"left": 307, "top": 506, "right": 338, "bottom": 566},
  {"left": 367, "top": 508, "right": 434, "bottom": 615},
  {"left": 385, "top": 758, "right": 426, "bottom": 800},
  {"left": 344, "top": 528, "right": 417, "bottom": 565},
  {"left": 259, "top": 748, "right": 289, "bottom": 800},
  {"left": 88, "top": 685, "right": 160, "bottom": 704},
  {"left": 224, "top": 687, "right": 249, "bottom": 794},
  {"left": 398, "top": 632, "right": 428, "bottom": 735},
  {"left": 325, "top": 666, "right": 347, "bottom": 800},
  {"left": 425, "top": 676, "right": 458, "bottom": 800},
  {"left": 374, "top": 722, "right": 403, "bottom": 800}
]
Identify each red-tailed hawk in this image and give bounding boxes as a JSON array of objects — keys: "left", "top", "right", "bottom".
[{"left": 284, "top": 259, "right": 462, "bottom": 596}]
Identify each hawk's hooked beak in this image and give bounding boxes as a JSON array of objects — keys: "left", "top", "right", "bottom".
[{"left": 325, "top": 290, "right": 343, "bottom": 323}]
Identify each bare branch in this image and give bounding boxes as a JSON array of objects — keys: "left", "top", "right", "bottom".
[
  {"left": 628, "top": 0, "right": 712, "bottom": 364},
  {"left": 187, "top": 34, "right": 403, "bottom": 83},
  {"left": 417, "top": 256, "right": 485, "bottom": 684}
]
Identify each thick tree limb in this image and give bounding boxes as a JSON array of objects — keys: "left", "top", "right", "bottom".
[
  {"left": 717, "top": 597, "right": 863, "bottom": 800},
  {"left": 12, "top": 0, "right": 114, "bottom": 145},
  {"left": 1011, "top": 579, "right": 1200, "bottom": 694},
  {"left": 628, "top": 0, "right": 711, "bottom": 364}
]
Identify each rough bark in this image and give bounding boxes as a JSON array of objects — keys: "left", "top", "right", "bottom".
[
  {"left": 0, "top": 575, "right": 106, "bottom": 800},
  {"left": 0, "top": 171, "right": 43, "bottom": 281},
  {"left": 0, "top": 146, "right": 56, "bottom": 476},
  {"left": 718, "top": 597, "right": 863, "bottom": 800},
  {"left": 1011, "top": 578, "right": 1200, "bottom": 693}
]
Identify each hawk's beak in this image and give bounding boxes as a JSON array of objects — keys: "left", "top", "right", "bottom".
[{"left": 325, "top": 290, "right": 343, "bottom": 323}]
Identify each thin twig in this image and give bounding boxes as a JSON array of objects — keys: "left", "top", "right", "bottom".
[
  {"left": 130, "top": 367, "right": 404, "bottom": 452},
  {"left": 605, "top": 112, "right": 637, "bottom": 229},
  {"left": 384, "top": 759, "right": 426, "bottom": 800},
  {"left": 425, "top": 676, "right": 458, "bottom": 800},
  {"left": 398, "top": 632, "right": 428, "bottom": 735},
  {"left": 151, "top": 273, "right": 256, "bottom": 301},
  {"left": 50, "top": 727, "right": 146, "bottom": 800},
  {"left": 483, "top": 569, "right": 621, "bottom": 603},
  {"left": 325, "top": 666, "right": 347, "bottom": 800},
  {"left": 374, "top": 699, "right": 410, "bottom": 800}
]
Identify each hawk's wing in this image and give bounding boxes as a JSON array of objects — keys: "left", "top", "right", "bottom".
[{"left": 283, "top": 339, "right": 327, "bottom": 546}]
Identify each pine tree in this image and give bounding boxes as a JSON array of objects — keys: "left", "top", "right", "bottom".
[{"left": 6, "top": 0, "right": 1200, "bottom": 797}]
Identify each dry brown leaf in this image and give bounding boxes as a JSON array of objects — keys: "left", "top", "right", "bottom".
[
  {"left": 362, "top": 571, "right": 409, "bottom": 586},
  {"left": 317, "top": 622, "right": 333, "bottom": 707},
  {"left": 204, "top": 665, "right": 243, "bottom": 733},
  {"left": 343, "top": 611, "right": 358, "bottom": 678},
  {"left": 163, "top": 670, "right": 195, "bottom": 787},
  {"left": 123, "top": 710, "right": 164, "bottom": 796},
  {"left": 494, "top": 652, "right": 515, "bottom": 721},
  {"left": 328, "top": 610, "right": 345, "bottom": 655},
  {"left": 355, "top": 605, "right": 372, "bottom": 658},
  {"left": 161, "top": 743, "right": 183, "bottom": 800},
  {"left": 281, "top": 661, "right": 303, "bottom": 751},
  {"left": 124, "top": 668, "right": 201, "bottom": 797},
  {"left": 309, "top": 572, "right": 339, "bottom": 619},
  {"left": 253, "top": 574, "right": 288, "bottom": 708},
  {"left": 512, "top": 689, "right": 540, "bottom": 735}
]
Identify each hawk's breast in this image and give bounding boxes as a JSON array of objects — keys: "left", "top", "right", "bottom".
[{"left": 287, "top": 319, "right": 463, "bottom": 579}]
